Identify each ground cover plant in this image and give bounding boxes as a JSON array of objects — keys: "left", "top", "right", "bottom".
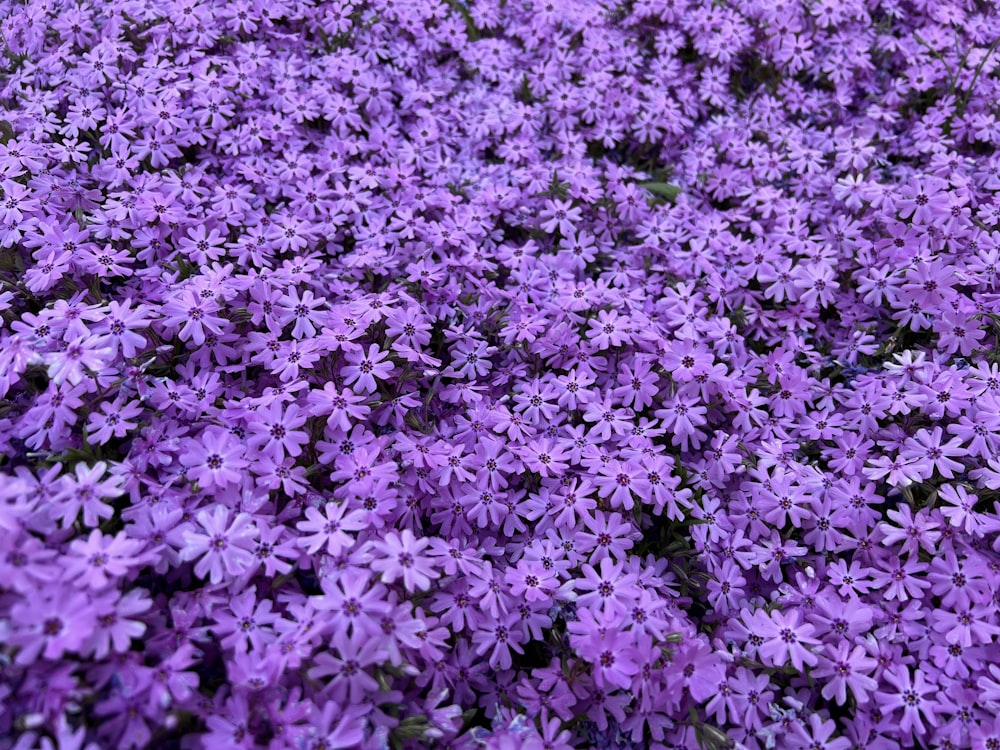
[{"left": 1, "top": 0, "right": 1000, "bottom": 747}]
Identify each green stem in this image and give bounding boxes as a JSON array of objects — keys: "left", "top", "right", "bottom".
[
  {"left": 912, "top": 33, "right": 958, "bottom": 95},
  {"left": 958, "top": 33, "right": 1000, "bottom": 116}
]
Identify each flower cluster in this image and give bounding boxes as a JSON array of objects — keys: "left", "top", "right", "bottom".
[{"left": 1, "top": 0, "right": 1000, "bottom": 748}]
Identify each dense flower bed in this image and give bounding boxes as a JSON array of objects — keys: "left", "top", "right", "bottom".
[{"left": 1, "top": 0, "right": 1000, "bottom": 747}]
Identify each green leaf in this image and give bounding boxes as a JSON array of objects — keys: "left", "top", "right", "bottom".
[
  {"left": 638, "top": 181, "right": 682, "bottom": 200},
  {"left": 392, "top": 715, "right": 431, "bottom": 741},
  {"left": 0, "top": 120, "right": 14, "bottom": 144}
]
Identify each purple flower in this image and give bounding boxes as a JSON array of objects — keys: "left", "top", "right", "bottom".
[
  {"left": 51, "top": 461, "right": 122, "bottom": 528},
  {"left": 2, "top": 0, "right": 1000, "bottom": 746},
  {"left": 179, "top": 428, "right": 248, "bottom": 490},
  {"left": 813, "top": 641, "right": 879, "bottom": 706},
  {"left": 755, "top": 608, "right": 820, "bottom": 671},
  {"left": 575, "top": 556, "right": 640, "bottom": 619},
  {"left": 876, "top": 667, "right": 941, "bottom": 739},
  {"left": 65, "top": 529, "right": 146, "bottom": 589},
  {"left": 342, "top": 343, "right": 396, "bottom": 394},
  {"left": 180, "top": 507, "right": 257, "bottom": 583},
  {"left": 9, "top": 587, "right": 96, "bottom": 664},
  {"left": 472, "top": 612, "right": 526, "bottom": 670},
  {"left": 370, "top": 528, "right": 439, "bottom": 592},
  {"left": 86, "top": 588, "right": 151, "bottom": 660}
]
